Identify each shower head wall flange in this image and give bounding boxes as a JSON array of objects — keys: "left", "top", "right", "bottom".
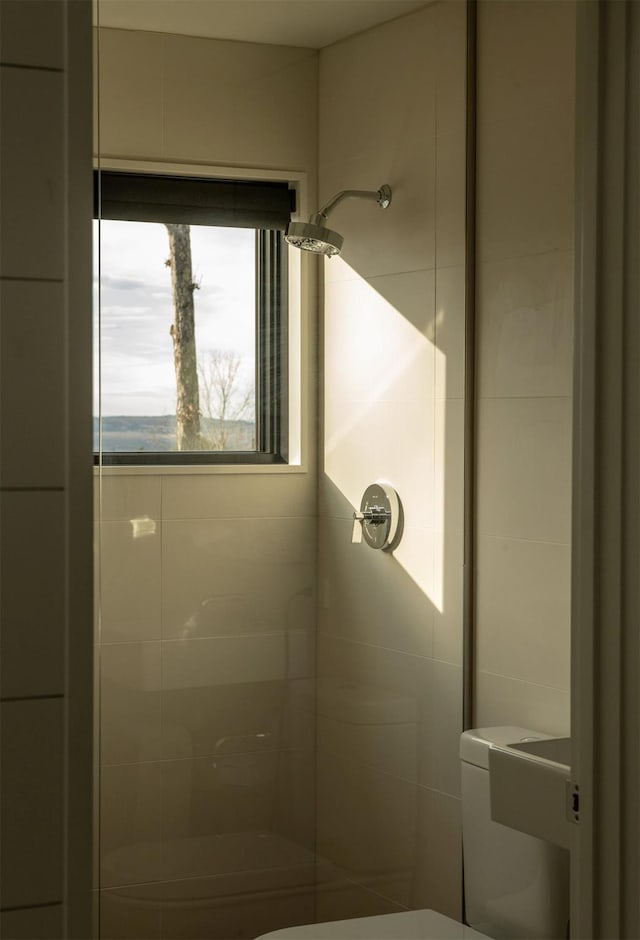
[{"left": 285, "top": 184, "right": 392, "bottom": 257}]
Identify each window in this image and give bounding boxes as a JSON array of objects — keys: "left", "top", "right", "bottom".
[{"left": 93, "top": 172, "right": 293, "bottom": 465}]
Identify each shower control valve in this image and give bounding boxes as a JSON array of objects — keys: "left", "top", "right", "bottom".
[
  {"left": 351, "top": 483, "right": 403, "bottom": 551},
  {"left": 353, "top": 506, "right": 390, "bottom": 526}
]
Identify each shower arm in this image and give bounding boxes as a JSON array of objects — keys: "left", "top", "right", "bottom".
[{"left": 311, "top": 186, "right": 391, "bottom": 225}]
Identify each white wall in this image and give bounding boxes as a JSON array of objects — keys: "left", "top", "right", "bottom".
[
  {"left": 0, "top": 1, "right": 93, "bottom": 937},
  {"left": 316, "top": 2, "right": 467, "bottom": 921},
  {"left": 474, "top": 0, "right": 575, "bottom": 736},
  {"left": 95, "top": 27, "right": 319, "bottom": 940}
]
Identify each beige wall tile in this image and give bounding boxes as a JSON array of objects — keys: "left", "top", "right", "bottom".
[
  {"left": 103, "top": 871, "right": 313, "bottom": 940},
  {"left": 475, "top": 0, "right": 575, "bottom": 742},
  {"left": 98, "top": 27, "right": 318, "bottom": 169},
  {"left": 315, "top": 874, "right": 406, "bottom": 925},
  {"left": 432, "top": 575, "right": 463, "bottom": 667},
  {"left": 160, "top": 847, "right": 315, "bottom": 902},
  {"left": 0, "top": 0, "right": 63, "bottom": 69},
  {"left": 319, "top": 138, "right": 436, "bottom": 280},
  {"left": 477, "top": 251, "right": 574, "bottom": 399},
  {"left": 316, "top": 637, "right": 461, "bottom": 799},
  {"left": 476, "top": 397, "right": 572, "bottom": 543},
  {"left": 0, "top": 904, "right": 63, "bottom": 940},
  {"left": 0, "top": 699, "right": 64, "bottom": 908},
  {"left": 323, "top": 272, "right": 436, "bottom": 407},
  {"left": 316, "top": 638, "right": 425, "bottom": 785},
  {"left": 478, "top": 0, "right": 575, "bottom": 123},
  {"left": 413, "top": 788, "right": 462, "bottom": 919},
  {"left": 436, "top": 128, "right": 466, "bottom": 270},
  {"left": 434, "top": 0, "right": 467, "bottom": 138},
  {"left": 161, "top": 673, "right": 287, "bottom": 761},
  {"left": 316, "top": 755, "right": 419, "bottom": 908},
  {"left": 318, "top": 519, "right": 433, "bottom": 657},
  {"left": 367, "top": 269, "right": 437, "bottom": 338},
  {"left": 318, "top": 711, "right": 420, "bottom": 788},
  {"left": 0, "top": 281, "right": 65, "bottom": 487},
  {"left": 95, "top": 476, "right": 161, "bottom": 523},
  {"left": 476, "top": 104, "right": 574, "bottom": 264},
  {"left": 161, "top": 517, "right": 313, "bottom": 639},
  {"left": 232, "top": 48, "right": 318, "bottom": 171},
  {"left": 160, "top": 872, "right": 315, "bottom": 940},
  {"left": 324, "top": 396, "right": 399, "bottom": 512},
  {"left": 100, "top": 884, "right": 162, "bottom": 940},
  {"left": 161, "top": 33, "right": 237, "bottom": 164},
  {"left": 161, "top": 752, "right": 279, "bottom": 881},
  {"left": 162, "top": 35, "right": 317, "bottom": 168},
  {"left": 96, "top": 29, "right": 164, "bottom": 158},
  {"left": 325, "top": 395, "right": 436, "bottom": 535},
  {"left": 0, "top": 67, "right": 64, "bottom": 279},
  {"left": 435, "top": 265, "right": 466, "bottom": 400},
  {"left": 434, "top": 395, "right": 464, "bottom": 538},
  {"left": 162, "top": 634, "right": 287, "bottom": 696},
  {"left": 318, "top": 473, "right": 356, "bottom": 522},
  {"left": 476, "top": 535, "right": 571, "bottom": 691},
  {"left": 475, "top": 669, "right": 570, "bottom": 738},
  {"left": 319, "top": 5, "right": 435, "bottom": 178},
  {"left": 424, "top": 661, "right": 463, "bottom": 798},
  {"left": 272, "top": 744, "right": 316, "bottom": 850},
  {"left": 100, "top": 762, "right": 163, "bottom": 888},
  {"left": 100, "top": 642, "right": 162, "bottom": 765},
  {"left": 0, "top": 492, "right": 65, "bottom": 697},
  {"left": 319, "top": 7, "right": 438, "bottom": 280},
  {"left": 99, "top": 520, "right": 162, "bottom": 643},
  {"left": 161, "top": 472, "right": 314, "bottom": 521}
]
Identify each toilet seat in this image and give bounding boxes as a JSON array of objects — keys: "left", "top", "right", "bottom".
[{"left": 256, "top": 908, "right": 487, "bottom": 939}]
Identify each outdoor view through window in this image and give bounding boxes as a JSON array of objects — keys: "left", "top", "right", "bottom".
[{"left": 93, "top": 219, "right": 257, "bottom": 458}]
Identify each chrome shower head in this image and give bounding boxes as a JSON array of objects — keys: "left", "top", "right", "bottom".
[
  {"left": 285, "top": 218, "right": 344, "bottom": 257},
  {"left": 285, "top": 185, "right": 391, "bottom": 258}
]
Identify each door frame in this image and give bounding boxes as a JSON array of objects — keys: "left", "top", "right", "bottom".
[{"left": 571, "top": 2, "right": 639, "bottom": 936}]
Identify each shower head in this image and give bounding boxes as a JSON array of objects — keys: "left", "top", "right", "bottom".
[
  {"left": 285, "top": 217, "right": 344, "bottom": 257},
  {"left": 285, "top": 184, "right": 392, "bottom": 258}
]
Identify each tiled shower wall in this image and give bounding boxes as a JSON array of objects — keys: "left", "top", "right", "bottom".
[
  {"left": 317, "top": 2, "right": 467, "bottom": 921},
  {"left": 94, "top": 27, "right": 319, "bottom": 940},
  {"left": 474, "top": 0, "right": 575, "bottom": 736},
  {"left": 0, "top": 1, "right": 93, "bottom": 937}
]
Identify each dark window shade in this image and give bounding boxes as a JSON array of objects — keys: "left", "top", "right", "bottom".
[{"left": 95, "top": 171, "right": 296, "bottom": 231}]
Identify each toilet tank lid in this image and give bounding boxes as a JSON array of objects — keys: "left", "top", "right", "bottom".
[{"left": 460, "top": 726, "right": 552, "bottom": 769}]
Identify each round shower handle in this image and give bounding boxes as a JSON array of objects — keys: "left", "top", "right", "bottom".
[{"left": 351, "top": 482, "right": 403, "bottom": 550}]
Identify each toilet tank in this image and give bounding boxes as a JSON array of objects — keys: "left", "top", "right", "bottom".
[{"left": 460, "top": 728, "right": 570, "bottom": 940}]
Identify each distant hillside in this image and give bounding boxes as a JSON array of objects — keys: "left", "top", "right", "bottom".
[{"left": 94, "top": 416, "right": 255, "bottom": 453}]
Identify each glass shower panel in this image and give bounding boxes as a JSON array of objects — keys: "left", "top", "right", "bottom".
[{"left": 93, "top": 10, "right": 319, "bottom": 940}]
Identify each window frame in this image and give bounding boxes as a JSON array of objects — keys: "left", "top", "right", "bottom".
[{"left": 94, "top": 170, "right": 292, "bottom": 467}]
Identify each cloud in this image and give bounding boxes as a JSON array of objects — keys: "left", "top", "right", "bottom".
[
  {"left": 95, "top": 219, "right": 257, "bottom": 415},
  {"left": 99, "top": 274, "right": 149, "bottom": 292}
]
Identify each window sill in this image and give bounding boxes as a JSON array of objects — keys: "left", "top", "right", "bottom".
[{"left": 92, "top": 462, "right": 307, "bottom": 477}]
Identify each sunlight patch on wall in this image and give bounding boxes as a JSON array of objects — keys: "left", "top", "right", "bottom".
[{"left": 324, "top": 258, "right": 447, "bottom": 613}]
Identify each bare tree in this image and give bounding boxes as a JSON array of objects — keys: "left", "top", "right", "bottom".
[
  {"left": 165, "top": 223, "right": 201, "bottom": 450},
  {"left": 199, "top": 349, "right": 254, "bottom": 450}
]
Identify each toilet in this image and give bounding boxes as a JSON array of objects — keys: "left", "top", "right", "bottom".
[{"left": 256, "top": 726, "right": 569, "bottom": 940}]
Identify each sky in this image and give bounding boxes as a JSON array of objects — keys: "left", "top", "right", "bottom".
[{"left": 93, "top": 220, "right": 256, "bottom": 416}]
